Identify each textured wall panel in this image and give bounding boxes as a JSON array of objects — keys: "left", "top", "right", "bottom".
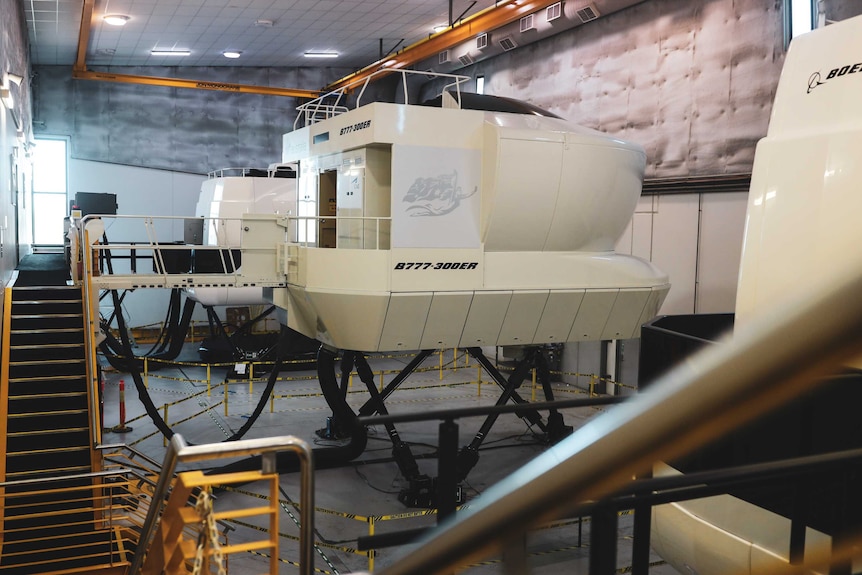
[
  {"left": 425, "top": 0, "right": 787, "bottom": 179},
  {"left": 1, "top": 0, "right": 32, "bottom": 279}
]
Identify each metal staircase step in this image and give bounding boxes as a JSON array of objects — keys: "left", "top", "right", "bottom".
[
  {"left": 7, "top": 429, "right": 90, "bottom": 452},
  {"left": 8, "top": 374, "right": 87, "bottom": 384},
  {"left": 10, "top": 315, "right": 84, "bottom": 331},
  {"left": 9, "top": 378, "right": 88, "bottom": 396},
  {"left": 0, "top": 530, "right": 127, "bottom": 574},
  {"left": 7, "top": 396, "right": 88, "bottom": 415},
  {"left": 8, "top": 359, "right": 86, "bottom": 380},
  {"left": 10, "top": 343, "right": 85, "bottom": 361},
  {"left": 5, "top": 465, "right": 93, "bottom": 480},
  {"left": 7, "top": 426, "right": 89, "bottom": 438},
  {"left": 12, "top": 300, "right": 83, "bottom": 315},
  {"left": 6, "top": 412, "right": 89, "bottom": 433},
  {"left": 9, "top": 327, "right": 85, "bottom": 345},
  {"left": 8, "top": 391, "right": 87, "bottom": 401},
  {"left": 6, "top": 455, "right": 93, "bottom": 477}
]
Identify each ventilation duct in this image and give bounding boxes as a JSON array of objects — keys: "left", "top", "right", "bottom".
[
  {"left": 547, "top": 2, "right": 563, "bottom": 22},
  {"left": 499, "top": 36, "right": 518, "bottom": 51},
  {"left": 458, "top": 53, "right": 475, "bottom": 66},
  {"left": 519, "top": 13, "right": 535, "bottom": 32},
  {"left": 476, "top": 32, "right": 489, "bottom": 50},
  {"left": 577, "top": 3, "right": 600, "bottom": 22},
  {"left": 438, "top": 49, "right": 450, "bottom": 64}
]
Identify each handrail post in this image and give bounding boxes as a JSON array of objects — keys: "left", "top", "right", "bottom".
[
  {"left": 437, "top": 419, "right": 459, "bottom": 523},
  {"left": 129, "top": 434, "right": 315, "bottom": 575},
  {"left": 589, "top": 503, "right": 617, "bottom": 575},
  {"left": 129, "top": 433, "right": 186, "bottom": 575}
]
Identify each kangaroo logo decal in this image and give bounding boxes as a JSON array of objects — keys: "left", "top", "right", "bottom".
[{"left": 402, "top": 170, "right": 478, "bottom": 217}]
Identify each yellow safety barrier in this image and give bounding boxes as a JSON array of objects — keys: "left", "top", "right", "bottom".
[
  {"left": 104, "top": 349, "right": 629, "bottom": 454},
  {"left": 216, "top": 484, "right": 642, "bottom": 572}
]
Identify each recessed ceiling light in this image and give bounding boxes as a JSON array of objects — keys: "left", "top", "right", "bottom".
[
  {"left": 151, "top": 50, "right": 190, "bottom": 56},
  {"left": 223, "top": 51, "right": 242, "bottom": 59},
  {"left": 103, "top": 14, "right": 130, "bottom": 26},
  {"left": 304, "top": 51, "right": 339, "bottom": 58},
  {"left": 433, "top": 24, "right": 448, "bottom": 33},
  {"left": 255, "top": 19, "right": 274, "bottom": 27}
]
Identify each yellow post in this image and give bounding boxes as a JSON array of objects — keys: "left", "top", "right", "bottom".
[
  {"left": 143, "top": 357, "right": 149, "bottom": 388},
  {"left": 368, "top": 516, "right": 375, "bottom": 572},
  {"left": 531, "top": 368, "right": 537, "bottom": 402},
  {"left": 349, "top": 373, "right": 353, "bottom": 388},
  {"left": 379, "top": 371, "right": 384, "bottom": 393},
  {"left": 206, "top": 364, "right": 211, "bottom": 397},
  {"left": 224, "top": 381, "right": 229, "bottom": 417},
  {"left": 590, "top": 375, "right": 596, "bottom": 397},
  {"left": 439, "top": 350, "right": 444, "bottom": 380},
  {"left": 453, "top": 347, "right": 458, "bottom": 373},
  {"left": 249, "top": 363, "right": 254, "bottom": 395},
  {"left": 270, "top": 390, "right": 275, "bottom": 413},
  {"left": 477, "top": 365, "right": 482, "bottom": 396}
]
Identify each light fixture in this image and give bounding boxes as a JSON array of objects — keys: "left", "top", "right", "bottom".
[
  {"left": 150, "top": 50, "right": 191, "bottom": 56},
  {"left": 103, "top": 14, "right": 130, "bottom": 26},
  {"left": 255, "top": 19, "right": 274, "bottom": 27},
  {"left": 222, "top": 51, "right": 242, "bottom": 59},
  {"left": 382, "top": 59, "right": 397, "bottom": 67},
  {"left": 1, "top": 88, "right": 13, "bottom": 109},
  {"left": 433, "top": 24, "right": 448, "bottom": 33},
  {"left": 304, "top": 51, "right": 338, "bottom": 58},
  {"left": 4, "top": 72, "right": 24, "bottom": 87}
]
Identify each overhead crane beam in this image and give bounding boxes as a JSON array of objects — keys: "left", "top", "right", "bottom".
[
  {"left": 71, "top": 0, "right": 319, "bottom": 99},
  {"left": 325, "top": 0, "right": 564, "bottom": 92}
]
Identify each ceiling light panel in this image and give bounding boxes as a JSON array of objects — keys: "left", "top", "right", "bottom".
[{"left": 29, "top": 0, "right": 507, "bottom": 67}]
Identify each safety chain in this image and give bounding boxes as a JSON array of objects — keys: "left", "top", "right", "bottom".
[{"left": 192, "top": 489, "right": 226, "bottom": 575}]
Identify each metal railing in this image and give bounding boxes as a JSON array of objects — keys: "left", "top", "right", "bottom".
[
  {"left": 374, "top": 264, "right": 862, "bottom": 573},
  {"left": 0, "top": 468, "right": 152, "bottom": 572},
  {"left": 74, "top": 213, "right": 289, "bottom": 290},
  {"left": 294, "top": 68, "right": 471, "bottom": 128},
  {"left": 129, "top": 433, "right": 314, "bottom": 575},
  {"left": 288, "top": 214, "right": 391, "bottom": 249},
  {"left": 207, "top": 164, "right": 296, "bottom": 179}
]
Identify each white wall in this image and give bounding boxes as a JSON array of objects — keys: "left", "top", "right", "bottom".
[
  {"left": 617, "top": 191, "right": 748, "bottom": 315},
  {"left": 69, "top": 159, "right": 205, "bottom": 328},
  {"left": 563, "top": 190, "right": 748, "bottom": 388}
]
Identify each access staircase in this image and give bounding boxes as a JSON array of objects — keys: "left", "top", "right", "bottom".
[{"left": 0, "top": 283, "right": 130, "bottom": 574}]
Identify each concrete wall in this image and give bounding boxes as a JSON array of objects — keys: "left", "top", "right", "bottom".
[{"left": 32, "top": 66, "right": 354, "bottom": 175}]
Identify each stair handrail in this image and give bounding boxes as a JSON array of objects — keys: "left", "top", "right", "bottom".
[
  {"left": 129, "top": 433, "right": 314, "bottom": 575},
  {"left": 376, "top": 265, "right": 862, "bottom": 574}
]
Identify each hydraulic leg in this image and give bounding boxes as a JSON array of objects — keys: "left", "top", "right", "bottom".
[
  {"left": 456, "top": 348, "right": 547, "bottom": 481},
  {"left": 467, "top": 347, "right": 547, "bottom": 430},
  {"left": 316, "top": 351, "right": 356, "bottom": 439},
  {"left": 351, "top": 354, "right": 439, "bottom": 507},
  {"left": 357, "top": 349, "right": 435, "bottom": 417},
  {"left": 535, "top": 350, "right": 573, "bottom": 443}
]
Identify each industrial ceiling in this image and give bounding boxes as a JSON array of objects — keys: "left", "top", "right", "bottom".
[{"left": 23, "top": 0, "right": 644, "bottom": 94}]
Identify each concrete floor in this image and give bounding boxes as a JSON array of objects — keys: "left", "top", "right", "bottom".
[{"left": 99, "top": 344, "right": 678, "bottom": 574}]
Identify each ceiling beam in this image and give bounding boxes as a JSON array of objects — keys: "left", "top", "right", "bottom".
[
  {"left": 74, "top": 0, "right": 95, "bottom": 72},
  {"left": 71, "top": 0, "right": 319, "bottom": 99},
  {"left": 325, "top": 0, "right": 563, "bottom": 92},
  {"left": 71, "top": 69, "right": 321, "bottom": 99}
]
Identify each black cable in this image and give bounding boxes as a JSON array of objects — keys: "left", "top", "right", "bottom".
[
  {"left": 106, "top": 287, "right": 279, "bottom": 444},
  {"left": 353, "top": 465, "right": 402, "bottom": 495}
]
